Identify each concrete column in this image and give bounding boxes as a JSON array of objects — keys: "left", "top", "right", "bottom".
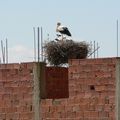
[
  {"left": 33, "top": 62, "right": 46, "bottom": 120},
  {"left": 116, "top": 58, "right": 120, "bottom": 120},
  {"left": 33, "top": 63, "right": 40, "bottom": 120}
]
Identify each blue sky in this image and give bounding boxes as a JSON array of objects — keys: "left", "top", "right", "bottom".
[{"left": 0, "top": 0, "right": 120, "bottom": 63}]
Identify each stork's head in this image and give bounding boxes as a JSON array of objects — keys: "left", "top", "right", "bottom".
[
  {"left": 57, "top": 22, "right": 61, "bottom": 26},
  {"left": 56, "top": 22, "right": 61, "bottom": 32}
]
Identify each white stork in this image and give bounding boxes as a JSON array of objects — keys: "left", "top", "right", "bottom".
[{"left": 56, "top": 22, "right": 72, "bottom": 41}]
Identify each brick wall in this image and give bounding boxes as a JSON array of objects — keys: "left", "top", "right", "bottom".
[
  {"left": 0, "top": 58, "right": 119, "bottom": 120},
  {"left": 0, "top": 63, "right": 34, "bottom": 120},
  {"left": 41, "top": 58, "right": 117, "bottom": 120},
  {"left": 68, "top": 58, "right": 116, "bottom": 120},
  {"left": 0, "top": 63, "right": 68, "bottom": 120}
]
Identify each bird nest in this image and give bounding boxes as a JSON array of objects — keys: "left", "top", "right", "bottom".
[{"left": 44, "top": 40, "right": 90, "bottom": 66}]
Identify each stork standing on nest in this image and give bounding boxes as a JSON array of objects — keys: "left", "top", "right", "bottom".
[{"left": 56, "top": 22, "right": 72, "bottom": 41}]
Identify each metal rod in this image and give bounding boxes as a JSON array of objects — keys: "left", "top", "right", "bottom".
[
  {"left": 3, "top": 46, "right": 5, "bottom": 63},
  {"left": 117, "top": 20, "right": 119, "bottom": 57},
  {"left": 47, "top": 34, "right": 49, "bottom": 41},
  {"left": 1, "top": 40, "right": 5, "bottom": 64},
  {"left": 6, "top": 38, "right": 8, "bottom": 63},
  {"left": 41, "top": 27, "right": 43, "bottom": 61},
  {"left": 38, "top": 27, "right": 40, "bottom": 62},
  {"left": 33, "top": 27, "right": 36, "bottom": 62},
  {"left": 94, "top": 41, "right": 95, "bottom": 58},
  {"left": 90, "top": 41, "right": 92, "bottom": 58},
  {"left": 97, "top": 42, "right": 99, "bottom": 58}
]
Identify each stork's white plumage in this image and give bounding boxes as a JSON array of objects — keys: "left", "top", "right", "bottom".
[{"left": 56, "top": 22, "right": 72, "bottom": 36}]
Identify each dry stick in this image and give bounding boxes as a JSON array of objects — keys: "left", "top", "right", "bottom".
[{"left": 88, "top": 46, "right": 100, "bottom": 57}]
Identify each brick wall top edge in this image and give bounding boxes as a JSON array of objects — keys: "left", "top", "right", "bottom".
[
  {"left": 0, "top": 62, "right": 35, "bottom": 69},
  {"left": 69, "top": 57, "right": 119, "bottom": 65},
  {"left": 46, "top": 66, "right": 68, "bottom": 69},
  {"left": 69, "top": 57, "right": 120, "bottom": 61},
  {"left": 0, "top": 62, "right": 47, "bottom": 69}
]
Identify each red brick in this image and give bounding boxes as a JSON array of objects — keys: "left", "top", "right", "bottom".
[
  {"left": 99, "top": 111, "right": 109, "bottom": 117},
  {"left": 97, "top": 97, "right": 105, "bottom": 105},
  {"left": 41, "top": 106, "right": 50, "bottom": 113},
  {"left": 109, "top": 111, "right": 115, "bottom": 118},
  {"left": 84, "top": 111, "right": 99, "bottom": 118},
  {"left": 76, "top": 111, "right": 84, "bottom": 118},
  {"left": 56, "top": 105, "right": 65, "bottom": 112},
  {"left": 0, "top": 113, "right": 6, "bottom": 119},
  {"left": 109, "top": 97, "right": 115, "bottom": 104},
  {"left": 72, "top": 105, "right": 80, "bottom": 112},
  {"left": 104, "top": 104, "right": 115, "bottom": 112},
  {"left": 95, "top": 105, "right": 104, "bottom": 111},
  {"left": 67, "top": 98, "right": 75, "bottom": 104},
  {"left": 44, "top": 99, "right": 53, "bottom": 106},
  {"left": 65, "top": 105, "right": 73, "bottom": 112},
  {"left": 95, "top": 85, "right": 107, "bottom": 92},
  {"left": 49, "top": 106, "right": 57, "bottom": 112},
  {"left": 66, "top": 111, "right": 76, "bottom": 118},
  {"left": 70, "top": 59, "right": 80, "bottom": 65},
  {"left": 20, "top": 112, "right": 34, "bottom": 119}
]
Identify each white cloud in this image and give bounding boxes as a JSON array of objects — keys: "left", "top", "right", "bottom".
[{"left": 8, "top": 44, "right": 34, "bottom": 63}]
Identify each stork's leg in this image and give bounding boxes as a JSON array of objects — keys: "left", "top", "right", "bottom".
[{"left": 61, "top": 34, "right": 63, "bottom": 41}]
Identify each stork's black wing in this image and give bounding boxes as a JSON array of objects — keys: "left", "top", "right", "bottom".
[{"left": 62, "top": 27, "right": 72, "bottom": 36}]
